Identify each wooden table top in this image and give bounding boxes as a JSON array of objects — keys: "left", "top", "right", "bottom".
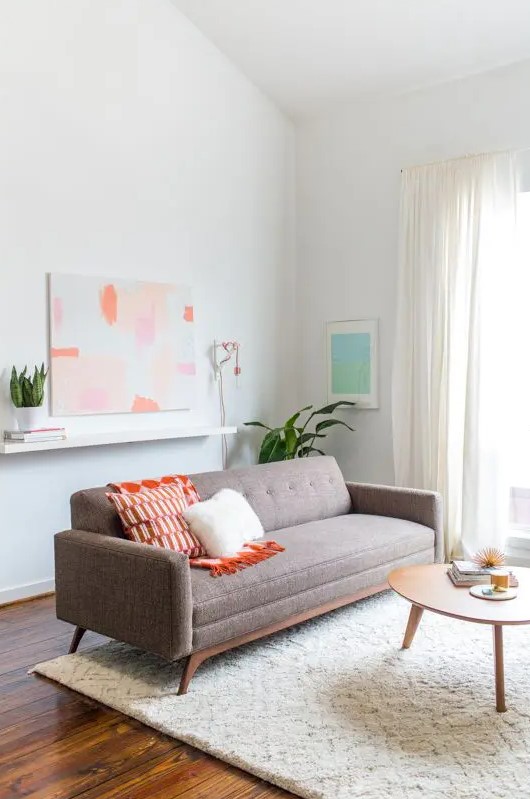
[{"left": 388, "top": 563, "right": 530, "bottom": 625}]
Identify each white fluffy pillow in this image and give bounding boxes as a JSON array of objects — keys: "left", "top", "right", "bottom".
[{"left": 183, "top": 488, "right": 264, "bottom": 558}]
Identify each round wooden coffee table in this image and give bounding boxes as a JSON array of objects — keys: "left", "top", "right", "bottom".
[{"left": 388, "top": 563, "right": 530, "bottom": 712}]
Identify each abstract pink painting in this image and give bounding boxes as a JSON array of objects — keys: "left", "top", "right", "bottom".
[{"left": 49, "top": 274, "right": 196, "bottom": 415}]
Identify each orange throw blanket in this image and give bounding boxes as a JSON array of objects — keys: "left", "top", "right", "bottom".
[{"left": 190, "top": 540, "right": 285, "bottom": 577}]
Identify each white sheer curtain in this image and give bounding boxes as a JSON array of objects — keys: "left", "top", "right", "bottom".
[{"left": 393, "top": 152, "right": 518, "bottom": 559}]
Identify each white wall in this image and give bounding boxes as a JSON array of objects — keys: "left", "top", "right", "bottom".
[
  {"left": 296, "top": 59, "right": 530, "bottom": 485},
  {"left": 0, "top": 0, "right": 296, "bottom": 602}
]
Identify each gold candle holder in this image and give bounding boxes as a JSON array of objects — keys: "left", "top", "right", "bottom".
[{"left": 490, "top": 570, "right": 510, "bottom": 592}]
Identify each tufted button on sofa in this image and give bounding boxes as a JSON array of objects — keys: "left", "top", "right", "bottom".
[{"left": 54, "top": 456, "right": 443, "bottom": 694}]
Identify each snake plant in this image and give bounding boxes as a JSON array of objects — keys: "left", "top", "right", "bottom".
[
  {"left": 10, "top": 364, "right": 48, "bottom": 408},
  {"left": 245, "top": 401, "right": 356, "bottom": 463}
]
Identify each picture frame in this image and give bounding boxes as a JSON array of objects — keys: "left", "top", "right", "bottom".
[
  {"left": 48, "top": 273, "right": 196, "bottom": 415},
  {"left": 326, "top": 319, "right": 379, "bottom": 409}
]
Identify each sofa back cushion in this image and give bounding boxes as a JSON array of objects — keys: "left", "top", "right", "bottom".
[
  {"left": 70, "top": 456, "right": 351, "bottom": 537},
  {"left": 190, "top": 457, "right": 351, "bottom": 532},
  {"left": 71, "top": 486, "right": 125, "bottom": 538}
]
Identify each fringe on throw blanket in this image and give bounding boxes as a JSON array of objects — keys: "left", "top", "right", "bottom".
[{"left": 190, "top": 540, "right": 285, "bottom": 577}]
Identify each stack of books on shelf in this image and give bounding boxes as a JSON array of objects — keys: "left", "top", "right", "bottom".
[
  {"left": 448, "top": 560, "right": 518, "bottom": 587},
  {"left": 4, "top": 427, "right": 67, "bottom": 443}
]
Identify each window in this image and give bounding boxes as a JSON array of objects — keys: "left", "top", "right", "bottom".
[{"left": 508, "top": 191, "right": 530, "bottom": 532}]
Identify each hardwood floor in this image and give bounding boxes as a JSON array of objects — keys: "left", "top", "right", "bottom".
[{"left": 0, "top": 596, "right": 291, "bottom": 799}]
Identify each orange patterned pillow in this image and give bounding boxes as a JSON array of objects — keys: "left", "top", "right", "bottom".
[{"left": 106, "top": 483, "right": 205, "bottom": 557}]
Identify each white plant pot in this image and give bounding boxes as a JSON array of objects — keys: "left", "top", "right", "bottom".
[{"left": 14, "top": 405, "right": 48, "bottom": 431}]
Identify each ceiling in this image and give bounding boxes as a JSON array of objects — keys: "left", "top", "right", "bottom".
[{"left": 171, "top": 0, "right": 530, "bottom": 118}]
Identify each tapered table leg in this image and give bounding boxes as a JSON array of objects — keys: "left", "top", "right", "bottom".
[
  {"left": 493, "top": 625, "right": 506, "bottom": 713},
  {"left": 402, "top": 604, "right": 424, "bottom": 649}
]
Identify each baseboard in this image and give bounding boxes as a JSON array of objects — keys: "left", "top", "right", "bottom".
[{"left": 0, "top": 579, "right": 55, "bottom": 607}]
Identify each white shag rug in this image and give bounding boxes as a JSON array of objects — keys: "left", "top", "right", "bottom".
[{"left": 33, "top": 592, "right": 530, "bottom": 799}]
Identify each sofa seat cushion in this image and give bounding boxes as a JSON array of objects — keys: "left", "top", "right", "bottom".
[{"left": 191, "top": 514, "right": 434, "bottom": 628}]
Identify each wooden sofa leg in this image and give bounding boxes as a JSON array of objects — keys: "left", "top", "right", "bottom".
[
  {"left": 69, "top": 626, "right": 87, "bottom": 654},
  {"left": 178, "top": 652, "right": 207, "bottom": 695}
]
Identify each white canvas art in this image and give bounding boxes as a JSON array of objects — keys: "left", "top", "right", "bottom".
[{"left": 49, "top": 274, "right": 196, "bottom": 415}]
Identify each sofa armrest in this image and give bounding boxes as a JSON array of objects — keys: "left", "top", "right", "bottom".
[
  {"left": 55, "top": 530, "right": 193, "bottom": 660},
  {"left": 346, "top": 482, "right": 444, "bottom": 562}
]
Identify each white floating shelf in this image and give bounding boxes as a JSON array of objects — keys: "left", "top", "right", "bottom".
[{"left": 0, "top": 426, "right": 237, "bottom": 455}]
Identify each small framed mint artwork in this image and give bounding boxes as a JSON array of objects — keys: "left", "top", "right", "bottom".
[{"left": 326, "top": 319, "right": 379, "bottom": 408}]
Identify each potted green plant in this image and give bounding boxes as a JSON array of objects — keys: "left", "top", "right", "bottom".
[
  {"left": 10, "top": 364, "right": 49, "bottom": 430},
  {"left": 245, "top": 401, "right": 355, "bottom": 463}
]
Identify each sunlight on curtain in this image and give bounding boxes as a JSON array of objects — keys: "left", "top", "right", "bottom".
[
  {"left": 509, "top": 191, "right": 530, "bottom": 525},
  {"left": 393, "top": 152, "right": 519, "bottom": 559}
]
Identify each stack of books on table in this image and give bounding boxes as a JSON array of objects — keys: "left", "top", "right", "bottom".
[
  {"left": 4, "top": 427, "right": 67, "bottom": 443},
  {"left": 448, "top": 560, "right": 519, "bottom": 588}
]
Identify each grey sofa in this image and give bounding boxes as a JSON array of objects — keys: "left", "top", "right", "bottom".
[{"left": 55, "top": 456, "right": 443, "bottom": 693}]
